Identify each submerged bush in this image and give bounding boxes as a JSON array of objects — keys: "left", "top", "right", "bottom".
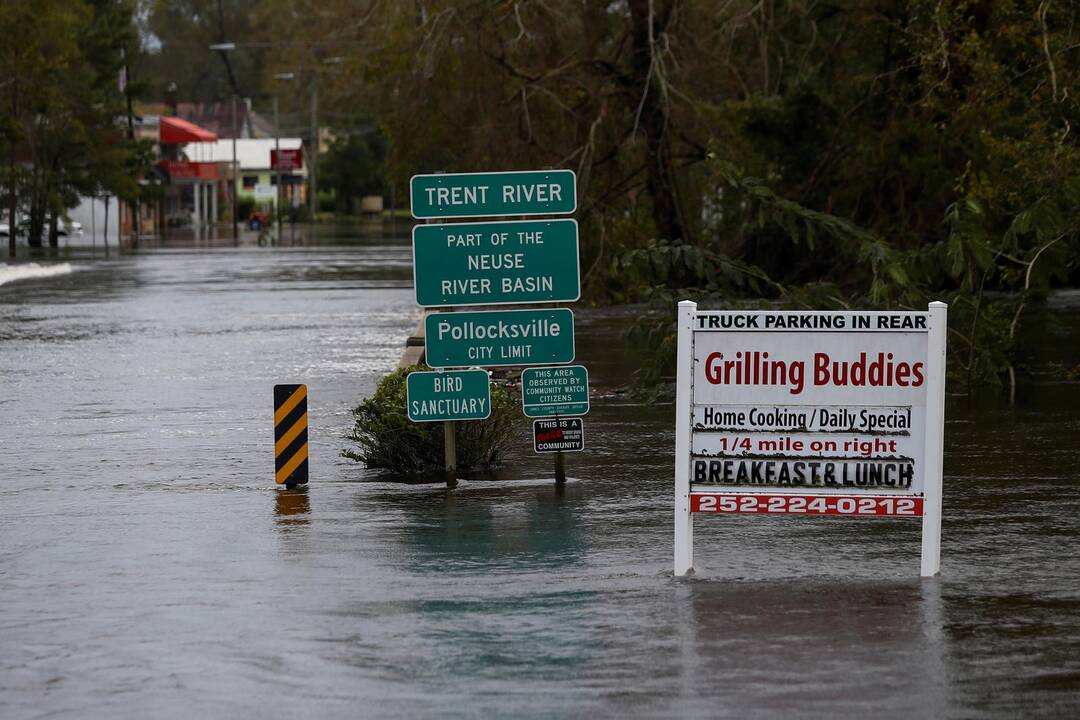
[{"left": 343, "top": 364, "right": 517, "bottom": 475}]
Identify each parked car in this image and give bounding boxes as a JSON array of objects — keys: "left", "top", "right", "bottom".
[
  {"left": 58, "top": 219, "right": 83, "bottom": 236},
  {"left": 0, "top": 216, "right": 83, "bottom": 238}
]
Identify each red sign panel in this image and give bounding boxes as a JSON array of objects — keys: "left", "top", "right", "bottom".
[
  {"left": 159, "top": 160, "right": 219, "bottom": 180},
  {"left": 271, "top": 148, "right": 304, "bottom": 170},
  {"left": 690, "top": 493, "right": 924, "bottom": 516}
]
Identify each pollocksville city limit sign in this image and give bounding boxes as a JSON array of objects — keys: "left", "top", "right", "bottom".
[
  {"left": 424, "top": 308, "right": 575, "bottom": 368},
  {"left": 412, "top": 219, "right": 580, "bottom": 307},
  {"left": 410, "top": 170, "right": 577, "bottom": 219}
]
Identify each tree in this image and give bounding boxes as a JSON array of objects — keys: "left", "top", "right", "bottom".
[
  {"left": 1, "top": 0, "right": 153, "bottom": 251},
  {"left": 223, "top": 0, "right": 1080, "bottom": 391},
  {"left": 319, "top": 118, "right": 386, "bottom": 213},
  {"left": 140, "top": 0, "right": 265, "bottom": 105}
]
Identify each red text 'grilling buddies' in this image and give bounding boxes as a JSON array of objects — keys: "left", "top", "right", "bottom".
[{"left": 703, "top": 351, "right": 925, "bottom": 395}]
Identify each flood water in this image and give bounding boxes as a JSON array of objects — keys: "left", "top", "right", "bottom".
[{"left": 2, "top": 227, "right": 1079, "bottom": 718}]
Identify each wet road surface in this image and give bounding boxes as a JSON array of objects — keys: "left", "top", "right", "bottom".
[{"left": 1, "top": 234, "right": 1079, "bottom": 718}]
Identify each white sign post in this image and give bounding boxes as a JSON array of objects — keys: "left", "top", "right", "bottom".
[{"left": 673, "top": 300, "right": 947, "bottom": 577}]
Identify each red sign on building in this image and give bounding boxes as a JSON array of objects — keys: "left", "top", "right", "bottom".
[
  {"left": 271, "top": 148, "right": 304, "bottom": 171},
  {"left": 158, "top": 160, "right": 219, "bottom": 180}
]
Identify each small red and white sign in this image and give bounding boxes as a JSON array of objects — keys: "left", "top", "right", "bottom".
[{"left": 271, "top": 148, "right": 304, "bottom": 171}]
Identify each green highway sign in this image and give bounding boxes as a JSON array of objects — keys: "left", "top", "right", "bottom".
[
  {"left": 425, "top": 308, "right": 575, "bottom": 368},
  {"left": 413, "top": 219, "right": 580, "bottom": 307},
  {"left": 406, "top": 369, "right": 491, "bottom": 422},
  {"left": 410, "top": 170, "right": 577, "bottom": 219},
  {"left": 521, "top": 365, "right": 590, "bottom": 418}
]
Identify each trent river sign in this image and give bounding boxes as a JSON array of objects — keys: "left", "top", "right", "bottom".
[
  {"left": 410, "top": 170, "right": 576, "bottom": 219},
  {"left": 406, "top": 369, "right": 491, "bottom": 422},
  {"left": 413, "top": 219, "right": 580, "bottom": 307},
  {"left": 424, "top": 308, "right": 575, "bottom": 368}
]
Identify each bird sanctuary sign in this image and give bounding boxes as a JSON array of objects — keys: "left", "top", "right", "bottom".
[
  {"left": 672, "top": 301, "right": 947, "bottom": 578},
  {"left": 406, "top": 369, "right": 491, "bottom": 422}
]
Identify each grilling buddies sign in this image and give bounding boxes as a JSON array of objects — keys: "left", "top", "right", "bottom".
[{"left": 673, "top": 302, "right": 947, "bottom": 578}]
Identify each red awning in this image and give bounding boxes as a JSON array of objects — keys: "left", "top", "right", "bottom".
[{"left": 159, "top": 116, "right": 218, "bottom": 144}]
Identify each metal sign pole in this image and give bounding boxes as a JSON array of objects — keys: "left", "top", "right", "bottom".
[
  {"left": 444, "top": 420, "right": 457, "bottom": 487},
  {"left": 554, "top": 413, "right": 566, "bottom": 483},
  {"left": 422, "top": 193, "right": 458, "bottom": 488},
  {"left": 920, "top": 301, "right": 948, "bottom": 576},
  {"left": 232, "top": 96, "right": 239, "bottom": 243},
  {"left": 674, "top": 300, "right": 696, "bottom": 576},
  {"left": 274, "top": 95, "right": 283, "bottom": 242}
]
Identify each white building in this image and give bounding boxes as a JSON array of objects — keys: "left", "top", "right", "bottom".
[{"left": 190, "top": 138, "right": 308, "bottom": 208}]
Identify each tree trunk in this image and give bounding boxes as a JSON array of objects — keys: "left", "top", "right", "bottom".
[
  {"left": 48, "top": 211, "right": 59, "bottom": 247},
  {"left": 7, "top": 82, "right": 15, "bottom": 259},
  {"left": 27, "top": 190, "right": 43, "bottom": 248},
  {"left": 6, "top": 162, "right": 15, "bottom": 258},
  {"left": 628, "top": 0, "right": 685, "bottom": 242}
]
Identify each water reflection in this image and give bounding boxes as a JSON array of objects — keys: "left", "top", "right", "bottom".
[
  {"left": 394, "top": 483, "right": 596, "bottom": 684},
  {"left": 681, "top": 579, "right": 947, "bottom": 716},
  {"left": 275, "top": 486, "right": 310, "bottom": 529},
  {"left": 409, "top": 589, "right": 598, "bottom": 680},
  {"left": 4, "top": 231, "right": 1080, "bottom": 717},
  {"left": 387, "top": 482, "right": 587, "bottom": 573}
]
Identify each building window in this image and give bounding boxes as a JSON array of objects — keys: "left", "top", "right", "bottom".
[{"left": 242, "top": 175, "right": 258, "bottom": 188}]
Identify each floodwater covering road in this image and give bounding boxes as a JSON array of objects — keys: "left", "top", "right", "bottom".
[{"left": 2, "top": 228, "right": 1079, "bottom": 718}]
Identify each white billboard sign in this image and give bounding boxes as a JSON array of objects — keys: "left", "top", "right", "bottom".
[{"left": 673, "top": 302, "right": 947, "bottom": 578}]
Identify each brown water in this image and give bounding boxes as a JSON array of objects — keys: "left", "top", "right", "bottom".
[{"left": 1, "top": 230, "right": 1078, "bottom": 718}]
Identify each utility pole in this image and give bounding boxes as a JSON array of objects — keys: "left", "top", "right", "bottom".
[
  {"left": 272, "top": 72, "right": 297, "bottom": 239},
  {"left": 122, "top": 53, "right": 139, "bottom": 246},
  {"left": 274, "top": 95, "right": 282, "bottom": 241},
  {"left": 309, "top": 76, "right": 318, "bottom": 222},
  {"left": 231, "top": 96, "right": 239, "bottom": 242},
  {"left": 210, "top": 43, "right": 241, "bottom": 242}
]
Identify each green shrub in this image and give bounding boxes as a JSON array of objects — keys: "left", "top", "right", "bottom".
[
  {"left": 343, "top": 364, "right": 517, "bottom": 475},
  {"left": 236, "top": 197, "right": 256, "bottom": 221}
]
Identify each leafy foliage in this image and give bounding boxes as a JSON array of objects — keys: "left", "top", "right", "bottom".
[
  {"left": 1, "top": 0, "right": 153, "bottom": 248},
  {"left": 147, "top": 1, "right": 1080, "bottom": 391},
  {"left": 344, "top": 365, "right": 517, "bottom": 476},
  {"left": 319, "top": 118, "right": 387, "bottom": 214}
]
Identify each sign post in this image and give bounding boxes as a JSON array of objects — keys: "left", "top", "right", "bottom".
[
  {"left": 409, "top": 167, "right": 585, "bottom": 486},
  {"left": 444, "top": 421, "right": 457, "bottom": 488},
  {"left": 674, "top": 302, "right": 695, "bottom": 576},
  {"left": 673, "top": 301, "right": 947, "bottom": 577},
  {"left": 920, "top": 301, "right": 948, "bottom": 576},
  {"left": 274, "top": 384, "right": 309, "bottom": 489},
  {"left": 521, "top": 364, "right": 589, "bottom": 486}
]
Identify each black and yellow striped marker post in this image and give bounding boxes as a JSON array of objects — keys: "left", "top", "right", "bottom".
[{"left": 274, "top": 384, "right": 309, "bottom": 488}]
